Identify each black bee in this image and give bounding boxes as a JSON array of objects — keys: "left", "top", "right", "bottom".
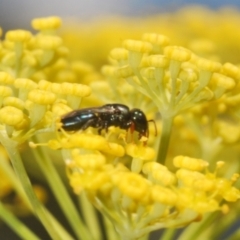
[{"left": 60, "top": 103, "right": 156, "bottom": 140}]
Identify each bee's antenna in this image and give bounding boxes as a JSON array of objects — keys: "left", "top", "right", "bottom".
[{"left": 148, "top": 119, "right": 157, "bottom": 136}]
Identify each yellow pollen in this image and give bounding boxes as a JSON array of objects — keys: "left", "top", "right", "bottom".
[{"left": 31, "top": 16, "right": 62, "bottom": 30}]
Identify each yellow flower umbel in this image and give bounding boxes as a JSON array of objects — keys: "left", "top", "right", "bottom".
[
  {"left": 0, "top": 17, "right": 92, "bottom": 142},
  {"left": 66, "top": 140, "right": 240, "bottom": 239},
  {"left": 103, "top": 32, "right": 239, "bottom": 164}
]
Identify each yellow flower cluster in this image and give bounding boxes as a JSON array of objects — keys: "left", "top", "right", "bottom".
[
  {"left": 0, "top": 17, "right": 93, "bottom": 142},
  {"left": 103, "top": 33, "right": 238, "bottom": 119},
  {"left": 67, "top": 141, "right": 239, "bottom": 239}
]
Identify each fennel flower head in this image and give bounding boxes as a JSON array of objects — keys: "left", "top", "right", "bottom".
[{"left": 0, "top": 8, "right": 240, "bottom": 240}]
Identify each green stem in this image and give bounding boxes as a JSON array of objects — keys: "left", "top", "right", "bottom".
[
  {"left": 103, "top": 215, "right": 120, "bottom": 240},
  {"left": 0, "top": 134, "right": 63, "bottom": 240},
  {"left": 0, "top": 146, "right": 76, "bottom": 240},
  {"left": 178, "top": 213, "right": 214, "bottom": 240},
  {"left": 160, "top": 228, "right": 176, "bottom": 240},
  {"left": 79, "top": 192, "right": 102, "bottom": 240},
  {"left": 0, "top": 151, "right": 31, "bottom": 208},
  {"left": 31, "top": 144, "right": 92, "bottom": 240},
  {"left": 0, "top": 201, "right": 40, "bottom": 240},
  {"left": 157, "top": 116, "right": 174, "bottom": 164}
]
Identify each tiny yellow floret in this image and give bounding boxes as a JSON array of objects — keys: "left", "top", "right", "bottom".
[
  {"left": 151, "top": 186, "right": 177, "bottom": 205},
  {"left": 52, "top": 102, "right": 72, "bottom": 116},
  {"left": 110, "top": 48, "right": 129, "bottom": 60},
  {"left": 123, "top": 39, "right": 152, "bottom": 53},
  {"left": 142, "top": 33, "right": 169, "bottom": 46},
  {"left": 152, "top": 168, "right": 177, "bottom": 186},
  {"left": 74, "top": 153, "right": 106, "bottom": 170},
  {"left": 0, "top": 86, "right": 12, "bottom": 97},
  {"left": 35, "top": 36, "right": 62, "bottom": 50},
  {"left": 64, "top": 133, "right": 108, "bottom": 150},
  {"left": 117, "top": 172, "right": 150, "bottom": 201},
  {"left": 0, "top": 106, "right": 24, "bottom": 126},
  {"left": 6, "top": 30, "right": 32, "bottom": 42},
  {"left": 221, "top": 62, "right": 240, "bottom": 80},
  {"left": 164, "top": 46, "right": 192, "bottom": 62},
  {"left": 126, "top": 143, "right": 155, "bottom": 161},
  {"left": 147, "top": 55, "right": 169, "bottom": 68},
  {"left": 61, "top": 82, "right": 91, "bottom": 97},
  {"left": 38, "top": 80, "right": 52, "bottom": 91},
  {"left": 101, "top": 65, "right": 117, "bottom": 77},
  {"left": 3, "top": 97, "right": 25, "bottom": 110},
  {"left": 173, "top": 156, "right": 209, "bottom": 171},
  {"left": 115, "top": 65, "right": 134, "bottom": 78},
  {"left": 28, "top": 89, "right": 56, "bottom": 105},
  {"left": 14, "top": 78, "right": 37, "bottom": 90},
  {"left": 0, "top": 72, "right": 14, "bottom": 84},
  {"left": 179, "top": 69, "right": 198, "bottom": 82},
  {"left": 101, "top": 142, "right": 125, "bottom": 157},
  {"left": 211, "top": 73, "right": 235, "bottom": 90},
  {"left": 31, "top": 16, "right": 62, "bottom": 30},
  {"left": 197, "top": 58, "right": 222, "bottom": 72}
]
